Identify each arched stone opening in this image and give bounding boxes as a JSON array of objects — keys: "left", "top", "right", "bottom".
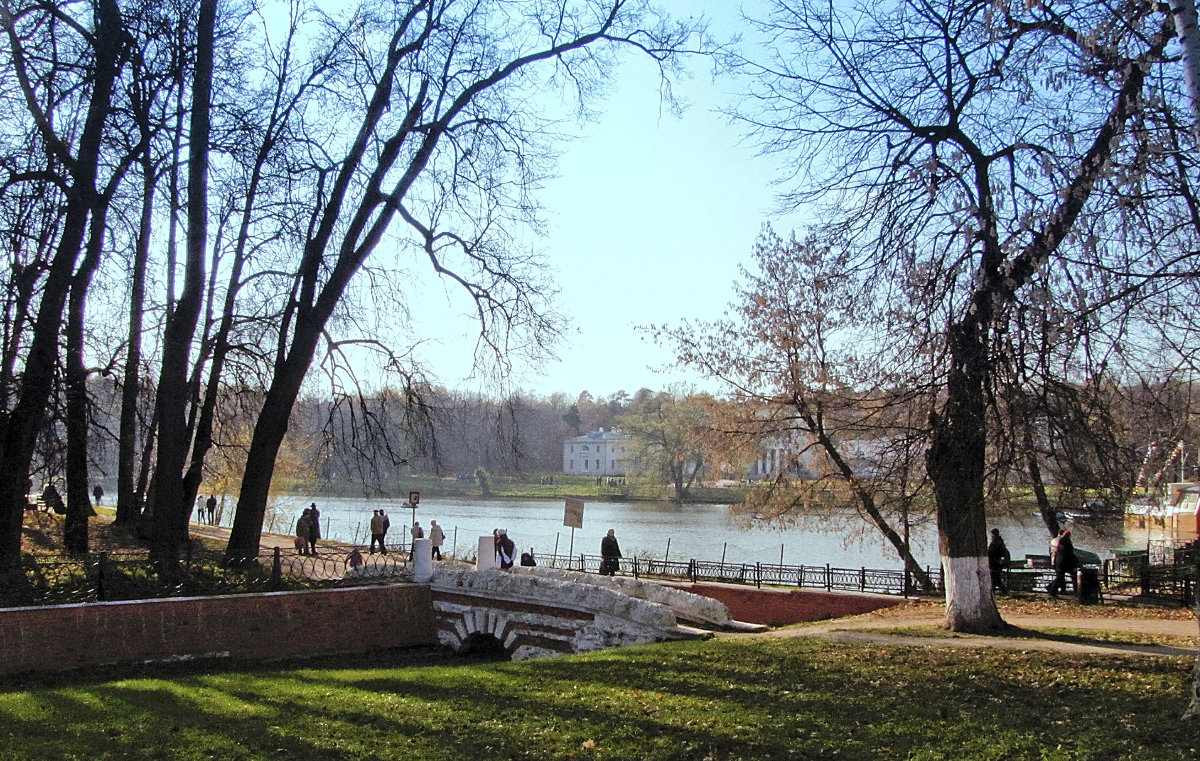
[{"left": 458, "top": 632, "right": 510, "bottom": 660}]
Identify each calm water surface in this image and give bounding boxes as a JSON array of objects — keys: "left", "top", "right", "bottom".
[{"left": 242, "top": 495, "right": 1155, "bottom": 570}]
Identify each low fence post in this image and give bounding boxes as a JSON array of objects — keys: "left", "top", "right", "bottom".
[
  {"left": 755, "top": 562, "right": 761, "bottom": 589},
  {"left": 825, "top": 563, "right": 832, "bottom": 591},
  {"left": 860, "top": 567, "right": 866, "bottom": 592},
  {"left": 271, "top": 547, "right": 282, "bottom": 591},
  {"left": 688, "top": 559, "right": 695, "bottom": 583},
  {"left": 633, "top": 557, "right": 639, "bottom": 580}
]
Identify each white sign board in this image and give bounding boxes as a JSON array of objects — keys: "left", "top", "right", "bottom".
[{"left": 564, "top": 497, "right": 584, "bottom": 529}]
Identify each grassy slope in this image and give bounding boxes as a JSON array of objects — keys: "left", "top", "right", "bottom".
[
  {"left": 8, "top": 507, "right": 1196, "bottom": 760},
  {"left": 0, "top": 637, "right": 1192, "bottom": 761}
]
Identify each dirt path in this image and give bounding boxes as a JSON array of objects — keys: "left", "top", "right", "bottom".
[{"left": 725, "top": 601, "right": 1199, "bottom": 658}]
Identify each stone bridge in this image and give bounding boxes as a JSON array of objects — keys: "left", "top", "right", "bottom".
[{"left": 426, "top": 565, "right": 760, "bottom": 660}]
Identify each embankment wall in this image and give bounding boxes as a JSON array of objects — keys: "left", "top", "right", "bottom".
[
  {"left": 670, "top": 583, "right": 905, "bottom": 626},
  {"left": 0, "top": 585, "right": 435, "bottom": 677}
]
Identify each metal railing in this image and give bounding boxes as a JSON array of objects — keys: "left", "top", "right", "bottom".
[
  {"left": 3, "top": 543, "right": 1194, "bottom": 609},
  {"left": 531, "top": 552, "right": 945, "bottom": 597}
]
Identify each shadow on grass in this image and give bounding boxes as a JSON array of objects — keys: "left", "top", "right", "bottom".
[{"left": 997, "top": 625, "right": 1199, "bottom": 657}]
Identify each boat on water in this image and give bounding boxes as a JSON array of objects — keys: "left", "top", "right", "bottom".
[{"left": 1124, "top": 482, "right": 1200, "bottom": 540}]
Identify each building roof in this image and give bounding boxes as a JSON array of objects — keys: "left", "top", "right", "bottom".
[{"left": 565, "top": 428, "right": 630, "bottom": 444}]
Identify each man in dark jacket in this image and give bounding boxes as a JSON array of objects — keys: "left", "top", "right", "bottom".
[
  {"left": 496, "top": 529, "right": 516, "bottom": 569},
  {"left": 987, "top": 528, "right": 1011, "bottom": 593},
  {"left": 600, "top": 528, "right": 622, "bottom": 576},
  {"left": 1048, "top": 529, "right": 1077, "bottom": 597}
]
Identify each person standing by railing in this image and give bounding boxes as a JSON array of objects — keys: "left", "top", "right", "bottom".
[
  {"left": 370, "top": 510, "right": 388, "bottom": 554},
  {"left": 987, "top": 528, "right": 1010, "bottom": 593},
  {"left": 496, "top": 529, "right": 515, "bottom": 569},
  {"left": 307, "top": 503, "right": 321, "bottom": 555},
  {"left": 600, "top": 528, "right": 622, "bottom": 575},
  {"left": 296, "top": 509, "right": 313, "bottom": 556},
  {"left": 429, "top": 520, "right": 445, "bottom": 560},
  {"left": 1049, "top": 529, "right": 1077, "bottom": 597}
]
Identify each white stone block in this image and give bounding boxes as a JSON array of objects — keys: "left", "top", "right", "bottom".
[
  {"left": 412, "top": 538, "right": 433, "bottom": 582},
  {"left": 476, "top": 536, "right": 498, "bottom": 570}
]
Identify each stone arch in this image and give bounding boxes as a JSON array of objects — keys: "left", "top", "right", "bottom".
[
  {"left": 437, "top": 605, "right": 516, "bottom": 656},
  {"left": 459, "top": 631, "right": 508, "bottom": 659}
]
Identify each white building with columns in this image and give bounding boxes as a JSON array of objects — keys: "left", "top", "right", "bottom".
[{"left": 562, "top": 428, "right": 633, "bottom": 476}]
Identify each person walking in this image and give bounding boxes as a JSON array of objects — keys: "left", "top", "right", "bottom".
[
  {"left": 307, "top": 502, "right": 321, "bottom": 555},
  {"left": 429, "top": 519, "right": 445, "bottom": 560},
  {"left": 205, "top": 494, "right": 217, "bottom": 524},
  {"left": 496, "top": 529, "right": 515, "bottom": 569},
  {"left": 92, "top": 484, "right": 103, "bottom": 506},
  {"left": 296, "top": 509, "right": 313, "bottom": 556},
  {"left": 600, "top": 528, "right": 622, "bottom": 576},
  {"left": 1048, "top": 529, "right": 1077, "bottom": 597},
  {"left": 412, "top": 521, "right": 424, "bottom": 540},
  {"left": 370, "top": 510, "right": 387, "bottom": 554},
  {"left": 987, "top": 528, "right": 1010, "bottom": 593}
]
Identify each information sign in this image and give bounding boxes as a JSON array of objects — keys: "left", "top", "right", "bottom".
[{"left": 564, "top": 497, "right": 584, "bottom": 529}]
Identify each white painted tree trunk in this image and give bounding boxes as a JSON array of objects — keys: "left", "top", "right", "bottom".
[
  {"left": 1171, "top": 0, "right": 1200, "bottom": 138},
  {"left": 941, "top": 556, "right": 1004, "bottom": 632},
  {"left": 1171, "top": 0, "right": 1200, "bottom": 719}
]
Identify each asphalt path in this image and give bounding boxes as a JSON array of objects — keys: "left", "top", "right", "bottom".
[{"left": 728, "top": 601, "right": 1199, "bottom": 658}]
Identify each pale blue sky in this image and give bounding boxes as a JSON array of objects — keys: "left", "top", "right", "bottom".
[{"left": 409, "top": 2, "right": 799, "bottom": 400}]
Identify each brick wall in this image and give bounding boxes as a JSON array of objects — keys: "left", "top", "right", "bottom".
[
  {"left": 669, "top": 583, "right": 904, "bottom": 626},
  {"left": 0, "top": 585, "right": 436, "bottom": 677}
]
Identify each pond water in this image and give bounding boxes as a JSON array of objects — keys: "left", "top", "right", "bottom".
[{"left": 233, "top": 495, "right": 1157, "bottom": 571}]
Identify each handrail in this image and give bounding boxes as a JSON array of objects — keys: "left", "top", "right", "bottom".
[{"left": 2, "top": 545, "right": 1194, "bottom": 609}]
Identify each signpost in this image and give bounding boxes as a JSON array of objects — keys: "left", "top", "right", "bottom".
[
  {"left": 406, "top": 491, "right": 420, "bottom": 543},
  {"left": 564, "top": 497, "right": 584, "bottom": 560}
]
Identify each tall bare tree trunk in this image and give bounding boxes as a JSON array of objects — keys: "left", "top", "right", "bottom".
[
  {"left": 116, "top": 148, "right": 155, "bottom": 527},
  {"left": 1172, "top": 0, "right": 1200, "bottom": 138},
  {"left": 63, "top": 205, "right": 110, "bottom": 552},
  {"left": 0, "top": 0, "right": 125, "bottom": 568},
  {"left": 149, "top": 0, "right": 215, "bottom": 564},
  {"left": 927, "top": 320, "right": 1004, "bottom": 632}
]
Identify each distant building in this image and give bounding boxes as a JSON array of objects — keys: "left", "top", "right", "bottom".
[
  {"left": 562, "top": 428, "right": 633, "bottom": 476},
  {"left": 753, "top": 434, "right": 891, "bottom": 480}
]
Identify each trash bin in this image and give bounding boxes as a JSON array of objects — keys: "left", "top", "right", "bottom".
[{"left": 1077, "top": 567, "right": 1101, "bottom": 604}]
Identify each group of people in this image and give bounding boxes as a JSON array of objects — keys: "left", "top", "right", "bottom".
[
  {"left": 987, "top": 526, "right": 1078, "bottom": 596},
  {"left": 295, "top": 503, "right": 322, "bottom": 555},
  {"left": 193, "top": 494, "right": 219, "bottom": 525},
  {"left": 295, "top": 505, "right": 623, "bottom": 575},
  {"left": 297, "top": 504, "right": 449, "bottom": 562},
  {"left": 409, "top": 520, "right": 446, "bottom": 559}
]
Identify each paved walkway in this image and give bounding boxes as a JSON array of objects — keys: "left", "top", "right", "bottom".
[{"left": 726, "top": 602, "right": 1199, "bottom": 658}]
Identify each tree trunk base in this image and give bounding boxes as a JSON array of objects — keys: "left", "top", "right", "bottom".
[{"left": 942, "top": 555, "right": 1005, "bottom": 633}]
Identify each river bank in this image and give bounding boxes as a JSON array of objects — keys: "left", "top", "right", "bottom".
[{"left": 276, "top": 473, "right": 750, "bottom": 504}]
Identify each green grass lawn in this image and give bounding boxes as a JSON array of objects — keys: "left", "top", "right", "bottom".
[{"left": 0, "top": 637, "right": 1192, "bottom": 761}]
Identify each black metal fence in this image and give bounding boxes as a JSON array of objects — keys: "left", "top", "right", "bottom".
[
  {"left": 3, "top": 544, "right": 1195, "bottom": 610},
  {"left": 533, "top": 552, "right": 943, "bottom": 597},
  {"left": 533, "top": 551, "right": 1198, "bottom": 606}
]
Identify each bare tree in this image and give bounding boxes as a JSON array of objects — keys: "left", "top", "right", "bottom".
[
  {"left": 657, "top": 227, "right": 937, "bottom": 589},
  {"left": 732, "top": 0, "right": 1188, "bottom": 631},
  {"left": 0, "top": 0, "right": 129, "bottom": 568},
  {"left": 223, "top": 0, "right": 707, "bottom": 560}
]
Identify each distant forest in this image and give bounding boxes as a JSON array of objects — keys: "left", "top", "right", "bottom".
[{"left": 71, "top": 381, "right": 662, "bottom": 494}]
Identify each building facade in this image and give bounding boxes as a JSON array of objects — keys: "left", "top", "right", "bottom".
[{"left": 562, "top": 428, "right": 633, "bottom": 476}]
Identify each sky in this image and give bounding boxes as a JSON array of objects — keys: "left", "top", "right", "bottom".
[{"left": 407, "top": 3, "right": 802, "bottom": 401}]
